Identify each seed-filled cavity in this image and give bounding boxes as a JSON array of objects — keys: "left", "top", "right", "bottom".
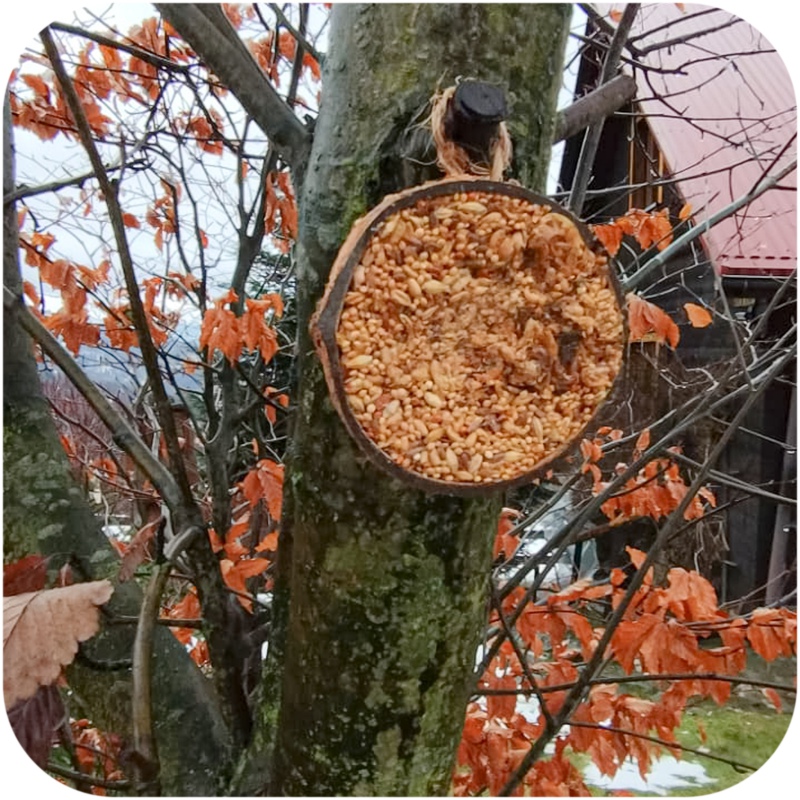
[{"left": 336, "top": 190, "right": 625, "bottom": 484}]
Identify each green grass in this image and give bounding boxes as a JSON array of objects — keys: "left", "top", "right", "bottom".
[
  {"left": 577, "top": 653, "right": 796, "bottom": 796},
  {"left": 667, "top": 704, "right": 793, "bottom": 796}
]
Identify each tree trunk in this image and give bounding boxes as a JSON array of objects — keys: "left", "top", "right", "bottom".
[
  {"left": 265, "top": 5, "right": 571, "bottom": 794},
  {"left": 3, "top": 95, "right": 232, "bottom": 796}
]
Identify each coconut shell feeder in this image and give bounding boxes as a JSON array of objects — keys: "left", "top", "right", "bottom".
[{"left": 311, "top": 82, "right": 627, "bottom": 496}]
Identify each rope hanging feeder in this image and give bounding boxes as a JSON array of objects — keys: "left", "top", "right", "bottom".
[{"left": 311, "top": 83, "right": 627, "bottom": 496}]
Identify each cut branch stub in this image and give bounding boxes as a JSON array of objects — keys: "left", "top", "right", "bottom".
[{"left": 312, "top": 176, "right": 627, "bottom": 496}]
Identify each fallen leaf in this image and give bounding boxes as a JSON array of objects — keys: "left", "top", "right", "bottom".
[
  {"left": 4, "top": 580, "right": 113, "bottom": 707},
  {"left": 762, "top": 687, "right": 782, "bottom": 713}
]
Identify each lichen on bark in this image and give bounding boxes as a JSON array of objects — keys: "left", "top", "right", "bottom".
[
  {"left": 3, "top": 95, "right": 232, "bottom": 796},
  {"left": 264, "top": 4, "right": 571, "bottom": 795}
]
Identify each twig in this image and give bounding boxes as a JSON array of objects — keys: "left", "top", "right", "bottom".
[
  {"left": 624, "top": 158, "right": 797, "bottom": 291},
  {"left": 4, "top": 161, "right": 142, "bottom": 205},
  {"left": 268, "top": 2, "right": 323, "bottom": 65},
  {"left": 49, "top": 21, "right": 192, "bottom": 73},
  {"left": 2, "top": 286, "right": 181, "bottom": 508},
  {"left": 45, "top": 762, "right": 131, "bottom": 791},
  {"left": 477, "top": 672, "right": 796, "bottom": 697},
  {"left": 490, "top": 591, "right": 556, "bottom": 731},
  {"left": 670, "top": 450, "right": 797, "bottom": 506},
  {"left": 567, "top": 720, "right": 759, "bottom": 772},
  {"left": 155, "top": 3, "right": 312, "bottom": 172},
  {"left": 41, "top": 27, "right": 196, "bottom": 507}
]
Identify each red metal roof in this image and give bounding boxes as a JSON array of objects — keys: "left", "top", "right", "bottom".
[{"left": 624, "top": 3, "right": 797, "bottom": 276}]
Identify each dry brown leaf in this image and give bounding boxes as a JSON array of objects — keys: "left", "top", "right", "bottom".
[{"left": 4, "top": 580, "right": 113, "bottom": 707}]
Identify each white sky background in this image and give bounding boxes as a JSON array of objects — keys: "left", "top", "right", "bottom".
[{"left": 1, "top": 2, "right": 798, "bottom": 799}]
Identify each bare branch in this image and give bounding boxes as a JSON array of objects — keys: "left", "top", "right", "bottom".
[
  {"left": 49, "top": 20, "right": 192, "bottom": 73},
  {"left": 41, "top": 26, "right": 196, "bottom": 506},
  {"left": 268, "top": 2, "right": 323, "bottom": 66},
  {"left": 567, "top": 720, "right": 758, "bottom": 773},
  {"left": 45, "top": 762, "right": 131, "bottom": 791},
  {"left": 568, "top": 4, "right": 640, "bottom": 215},
  {"left": 2, "top": 286, "right": 182, "bottom": 508},
  {"left": 131, "top": 561, "right": 172, "bottom": 795},
  {"left": 155, "top": 3, "right": 312, "bottom": 172},
  {"left": 4, "top": 161, "right": 143, "bottom": 206},
  {"left": 624, "top": 157, "right": 797, "bottom": 291},
  {"left": 553, "top": 74, "right": 637, "bottom": 143}
]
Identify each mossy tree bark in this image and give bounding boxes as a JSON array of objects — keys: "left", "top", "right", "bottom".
[
  {"left": 267, "top": 5, "right": 571, "bottom": 795},
  {"left": 3, "top": 96, "right": 232, "bottom": 796}
]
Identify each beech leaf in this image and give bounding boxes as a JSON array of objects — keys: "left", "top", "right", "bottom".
[
  {"left": 3, "top": 580, "right": 113, "bottom": 707},
  {"left": 7, "top": 684, "right": 65, "bottom": 767},
  {"left": 3, "top": 555, "right": 49, "bottom": 596},
  {"left": 684, "top": 302, "right": 713, "bottom": 328}
]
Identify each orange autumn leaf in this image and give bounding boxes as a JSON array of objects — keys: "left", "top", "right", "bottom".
[
  {"left": 634, "top": 428, "right": 651, "bottom": 456},
  {"left": 220, "top": 558, "right": 270, "bottom": 610},
  {"left": 593, "top": 209, "right": 673, "bottom": 257},
  {"left": 678, "top": 202, "right": 693, "bottom": 221},
  {"left": 494, "top": 508, "right": 521, "bottom": 560},
  {"left": 240, "top": 459, "right": 284, "bottom": 521},
  {"left": 762, "top": 688, "right": 782, "bottom": 712},
  {"left": 626, "top": 293, "right": 680, "bottom": 349},
  {"left": 122, "top": 213, "right": 140, "bottom": 229},
  {"left": 303, "top": 51, "right": 322, "bottom": 81},
  {"left": 199, "top": 290, "right": 242, "bottom": 362},
  {"left": 187, "top": 115, "right": 223, "bottom": 156},
  {"left": 580, "top": 438, "right": 603, "bottom": 464},
  {"left": 255, "top": 530, "right": 280, "bottom": 554},
  {"left": 21, "top": 73, "right": 51, "bottom": 102},
  {"left": 684, "top": 302, "right": 713, "bottom": 328},
  {"left": 592, "top": 223, "right": 624, "bottom": 257},
  {"left": 636, "top": 209, "right": 673, "bottom": 251},
  {"left": 746, "top": 608, "right": 794, "bottom": 661}
]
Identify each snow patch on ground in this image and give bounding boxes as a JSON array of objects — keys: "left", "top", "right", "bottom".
[{"left": 583, "top": 755, "right": 716, "bottom": 795}]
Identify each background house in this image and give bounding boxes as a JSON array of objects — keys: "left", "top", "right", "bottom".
[{"left": 558, "top": 3, "right": 796, "bottom": 606}]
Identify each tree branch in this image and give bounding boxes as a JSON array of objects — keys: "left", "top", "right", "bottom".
[
  {"left": 45, "top": 762, "right": 131, "bottom": 791},
  {"left": 569, "top": 4, "right": 640, "bottom": 215},
  {"left": 624, "top": 157, "right": 797, "bottom": 291},
  {"left": 131, "top": 561, "right": 172, "bottom": 795},
  {"left": 268, "top": 2, "right": 323, "bottom": 66},
  {"left": 477, "top": 671, "right": 797, "bottom": 697},
  {"left": 2, "top": 287, "right": 182, "bottom": 508},
  {"left": 4, "top": 161, "right": 144, "bottom": 206},
  {"left": 40, "top": 27, "right": 196, "bottom": 507},
  {"left": 567, "top": 720, "right": 759, "bottom": 772},
  {"left": 49, "top": 21, "right": 192, "bottom": 73},
  {"left": 155, "top": 3, "right": 312, "bottom": 173},
  {"left": 499, "top": 344, "right": 795, "bottom": 795},
  {"left": 553, "top": 74, "right": 637, "bottom": 143}
]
